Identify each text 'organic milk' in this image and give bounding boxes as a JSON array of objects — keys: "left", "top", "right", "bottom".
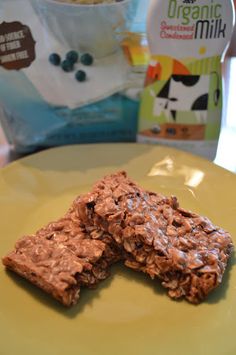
[{"left": 138, "top": 0, "right": 235, "bottom": 159}]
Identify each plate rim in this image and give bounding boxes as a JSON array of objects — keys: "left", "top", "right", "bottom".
[{"left": 1, "top": 143, "right": 236, "bottom": 179}]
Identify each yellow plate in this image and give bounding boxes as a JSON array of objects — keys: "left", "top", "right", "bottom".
[{"left": 0, "top": 144, "right": 236, "bottom": 355}]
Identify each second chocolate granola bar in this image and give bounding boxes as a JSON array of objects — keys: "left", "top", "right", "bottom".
[
  {"left": 75, "top": 171, "right": 234, "bottom": 304},
  {"left": 2, "top": 205, "right": 121, "bottom": 306}
]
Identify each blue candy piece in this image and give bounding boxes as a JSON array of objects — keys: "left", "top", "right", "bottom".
[
  {"left": 75, "top": 70, "right": 86, "bottom": 82},
  {"left": 81, "top": 53, "right": 94, "bottom": 66},
  {"left": 61, "top": 60, "right": 74, "bottom": 72},
  {"left": 49, "top": 53, "right": 61, "bottom": 66},
  {"left": 66, "top": 50, "right": 79, "bottom": 64}
]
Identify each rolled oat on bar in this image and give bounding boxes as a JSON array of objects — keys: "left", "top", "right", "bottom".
[
  {"left": 2, "top": 206, "right": 121, "bottom": 306},
  {"left": 75, "top": 171, "right": 234, "bottom": 304}
]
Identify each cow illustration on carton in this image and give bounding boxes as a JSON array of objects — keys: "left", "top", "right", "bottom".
[{"left": 150, "top": 74, "right": 220, "bottom": 124}]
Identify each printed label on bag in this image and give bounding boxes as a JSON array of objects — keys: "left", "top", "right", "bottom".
[{"left": 0, "top": 21, "right": 36, "bottom": 70}]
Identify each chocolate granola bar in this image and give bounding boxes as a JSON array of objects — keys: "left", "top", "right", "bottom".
[
  {"left": 2, "top": 206, "right": 121, "bottom": 306},
  {"left": 75, "top": 171, "right": 234, "bottom": 304}
]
